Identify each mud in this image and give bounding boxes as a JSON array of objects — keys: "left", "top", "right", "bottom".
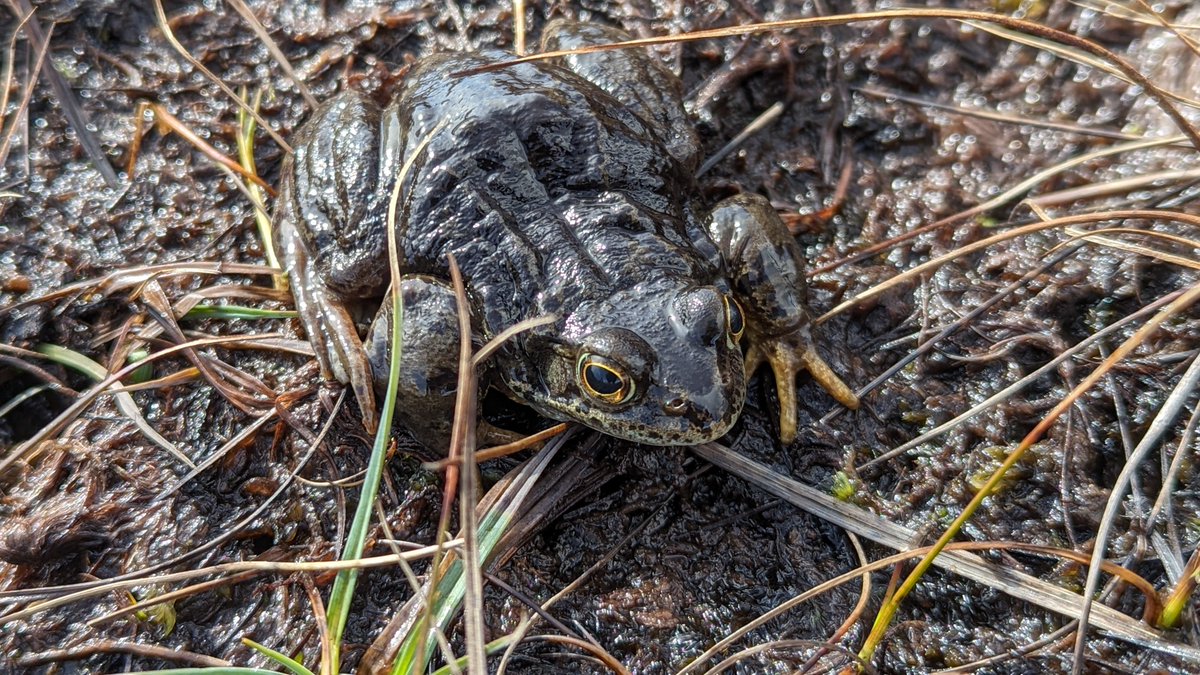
[{"left": 2, "top": 0, "right": 1199, "bottom": 673}]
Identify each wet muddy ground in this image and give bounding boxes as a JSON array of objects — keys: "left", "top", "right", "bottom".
[{"left": 2, "top": 0, "right": 1200, "bottom": 673}]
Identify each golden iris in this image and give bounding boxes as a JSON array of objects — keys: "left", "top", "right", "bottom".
[
  {"left": 725, "top": 295, "right": 745, "bottom": 341},
  {"left": 578, "top": 354, "right": 632, "bottom": 404}
]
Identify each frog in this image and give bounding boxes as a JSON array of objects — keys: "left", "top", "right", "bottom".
[{"left": 272, "top": 19, "right": 858, "bottom": 450}]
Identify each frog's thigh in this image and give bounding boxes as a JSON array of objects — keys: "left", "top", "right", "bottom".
[
  {"left": 707, "top": 194, "right": 858, "bottom": 443},
  {"left": 288, "top": 90, "right": 393, "bottom": 299},
  {"left": 539, "top": 19, "right": 699, "bottom": 170},
  {"left": 364, "top": 275, "right": 476, "bottom": 452}
]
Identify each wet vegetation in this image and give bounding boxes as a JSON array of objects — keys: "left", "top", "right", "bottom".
[{"left": 2, "top": 0, "right": 1199, "bottom": 673}]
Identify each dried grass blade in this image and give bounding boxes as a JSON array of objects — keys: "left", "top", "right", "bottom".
[
  {"left": 446, "top": 254, "right": 487, "bottom": 673},
  {"left": 34, "top": 343, "right": 195, "bottom": 468},
  {"left": 687, "top": 443, "right": 1200, "bottom": 666},
  {"left": 0, "top": 262, "right": 278, "bottom": 314},
  {"left": 500, "top": 9, "right": 1200, "bottom": 149},
  {"left": 0, "top": 13, "right": 50, "bottom": 175},
  {"left": 0, "top": 540, "right": 460, "bottom": 625},
  {"left": 860, "top": 282, "right": 1200, "bottom": 664},
  {"left": 1073, "top": 349, "right": 1200, "bottom": 668},
  {"left": 0, "top": 9, "right": 33, "bottom": 144},
  {"left": 853, "top": 85, "right": 1140, "bottom": 141},
  {"left": 151, "top": 0, "right": 291, "bottom": 153},
  {"left": 137, "top": 102, "right": 276, "bottom": 194},
  {"left": 970, "top": 19, "right": 1200, "bottom": 110},
  {"left": 817, "top": 209, "right": 1200, "bottom": 324},
  {"left": 0, "top": 332, "right": 281, "bottom": 475},
  {"left": 860, "top": 289, "right": 1181, "bottom": 469},
  {"left": 1059, "top": 226, "right": 1200, "bottom": 270},
  {"left": 224, "top": 0, "right": 317, "bottom": 110},
  {"left": 1029, "top": 167, "right": 1200, "bottom": 207},
  {"left": 10, "top": 0, "right": 118, "bottom": 186}
]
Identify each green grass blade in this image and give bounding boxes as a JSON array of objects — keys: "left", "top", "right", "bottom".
[
  {"left": 129, "top": 669, "right": 282, "bottom": 675},
  {"left": 324, "top": 284, "right": 403, "bottom": 670},
  {"left": 182, "top": 305, "right": 297, "bottom": 321},
  {"left": 36, "top": 343, "right": 195, "bottom": 468},
  {"left": 241, "top": 638, "right": 315, "bottom": 675}
]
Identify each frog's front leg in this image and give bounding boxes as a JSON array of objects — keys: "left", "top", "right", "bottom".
[
  {"left": 274, "top": 91, "right": 400, "bottom": 431},
  {"left": 705, "top": 194, "right": 859, "bottom": 443}
]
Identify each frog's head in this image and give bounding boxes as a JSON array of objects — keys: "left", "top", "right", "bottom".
[{"left": 521, "top": 277, "right": 746, "bottom": 445}]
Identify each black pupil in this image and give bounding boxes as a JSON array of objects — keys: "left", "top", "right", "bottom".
[
  {"left": 728, "top": 299, "right": 744, "bottom": 335},
  {"left": 585, "top": 365, "right": 623, "bottom": 396}
]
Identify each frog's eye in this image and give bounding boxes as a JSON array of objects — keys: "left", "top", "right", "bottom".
[
  {"left": 578, "top": 354, "right": 634, "bottom": 405},
  {"left": 724, "top": 295, "right": 745, "bottom": 342}
]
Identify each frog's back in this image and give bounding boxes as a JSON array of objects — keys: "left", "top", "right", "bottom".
[{"left": 386, "top": 52, "right": 717, "bottom": 335}]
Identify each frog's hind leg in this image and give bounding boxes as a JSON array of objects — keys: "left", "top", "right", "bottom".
[
  {"left": 539, "top": 19, "right": 699, "bottom": 171},
  {"left": 363, "top": 275, "right": 483, "bottom": 453},
  {"left": 275, "top": 90, "right": 402, "bottom": 432},
  {"left": 706, "top": 194, "right": 859, "bottom": 444}
]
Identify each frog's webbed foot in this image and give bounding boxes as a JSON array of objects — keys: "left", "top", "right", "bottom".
[
  {"left": 277, "top": 213, "right": 379, "bottom": 432},
  {"left": 704, "top": 193, "right": 858, "bottom": 444},
  {"left": 745, "top": 328, "right": 859, "bottom": 444}
]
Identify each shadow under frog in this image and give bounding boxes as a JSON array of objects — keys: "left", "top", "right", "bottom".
[{"left": 273, "top": 20, "right": 858, "bottom": 450}]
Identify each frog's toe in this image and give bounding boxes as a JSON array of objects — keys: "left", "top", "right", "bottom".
[
  {"left": 321, "top": 302, "right": 379, "bottom": 433},
  {"left": 749, "top": 331, "right": 858, "bottom": 444}
]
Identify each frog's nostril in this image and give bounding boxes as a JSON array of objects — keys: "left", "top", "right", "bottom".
[{"left": 664, "top": 397, "right": 687, "bottom": 416}]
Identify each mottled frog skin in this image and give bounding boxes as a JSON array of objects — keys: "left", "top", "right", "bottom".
[{"left": 273, "top": 20, "right": 857, "bottom": 449}]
